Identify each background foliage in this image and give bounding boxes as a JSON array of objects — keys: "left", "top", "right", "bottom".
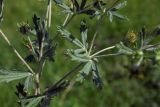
[{"left": 0, "top": 0, "right": 160, "bottom": 107}]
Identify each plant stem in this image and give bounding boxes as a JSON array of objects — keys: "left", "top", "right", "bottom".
[
  {"left": 88, "top": 31, "right": 98, "bottom": 55},
  {"left": 35, "top": 73, "right": 40, "bottom": 95},
  {"left": 48, "top": 0, "right": 52, "bottom": 28},
  {"left": 34, "top": 0, "right": 52, "bottom": 96},
  {"left": 63, "top": 14, "right": 75, "bottom": 28},
  {"left": 59, "top": 80, "right": 75, "bottom": 106},
  {"left": 94, "top": 53, "right": 122, "bottom": 58},
  {"left": 46, "top": 63, "right": 83, "bottom": 92},
  {"left": 136, "top": 56, "right": 143, "bottom": 67},
  {"left": 90, "top": 46, "right": 116, "bottom": 57},
  {"left": 45, "top": 0, "right": 52, "bottom": 28},
  {"left": 27, "top": 36, "right": 36, "bottom": 57},
  {"left": 62, "top": 14, "right": 70, "bottom": 27},
  {"left": 0, "top": 29, "right": 34, "bottom": 74}
]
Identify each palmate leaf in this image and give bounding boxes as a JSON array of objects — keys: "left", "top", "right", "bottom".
[{"left": 0, "top": 70, "right": 31, "bottom": 83}]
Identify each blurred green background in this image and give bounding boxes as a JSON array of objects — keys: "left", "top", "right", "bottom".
[{"left": 0, "top": 0, "right": 160, "bottom": 107}]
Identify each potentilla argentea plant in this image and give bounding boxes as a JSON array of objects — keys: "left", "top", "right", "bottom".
[{"left": 0, "top": 0, "right": 160, "bottom": 107}]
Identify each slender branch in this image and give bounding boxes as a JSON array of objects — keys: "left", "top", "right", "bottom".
[
  {"left": 142, "top": 43, "right": 160, "bottom": 50},
  {"left": 59, "top": 80, "right": 75, "bottom": 106},
  {"left": 94, "top": 53, "right": 122, "bottom": 58},
  {"left": 35, "top": 73, "right": 41, "bottom": 95},
  {"left": 136, "top": 56, "right": 143, "bottom": 67},
  {"left": 63, "top": 14, "right": 75, "bottom": 28},
  {"left": 62, "top": 14, "right": 70, "bottom": 27},
  {"left": 0, "top": 29, "right": 34, "bottom": 74},
  {"left": 88, "top": 31, "right": 98, "bottom": 55},
  {"left": 47, "top": 63, "right": 83, "bottom": 92},
  {"left": 48, "top": 0, "right": 52, "bottom": 28},
  {"left": 27, "top": 36, "right": 37, "bottom": 57},
  {"left": 45, "top": 0, "right": 52, "bottom": 28},
  {"left": 90, "top": 46, "right": 116, "bottom": 57}
]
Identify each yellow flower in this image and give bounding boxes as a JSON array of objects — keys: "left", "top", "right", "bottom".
[{"left": 126, "top": 31, "right": 137, "bottom": 43}]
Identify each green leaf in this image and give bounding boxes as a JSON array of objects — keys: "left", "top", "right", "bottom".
[
  {"left": 108, "top": 11, "right": 128, "bottom": 22},
  {"left": 116, "top": 42, "right": 135, "bottom": 55},
  {"left": 67, "top": 49, "right": 90, "bottom": 62},
  {"left": 76, "top": 61, "right": 92, "bottom": 82},
  {"left": 113, "top": 1, "right": 127, "bottom": 10},
  {"left": 81, "top": 29, "right": 88, "bottom": 48},
  {"left": 156, "top": 49, "right": 160, "bottom": 60},
  {"left": 0, "top": 0, "right": 4, "bottom": 22},
  {"left": 91, "top": 62, "right": 103, "bottom": 89},
  {"left": 58, "top": 3, "right": 72, "bottom": 13},
  {"left": 76, "top": 74, "right": 84, "bottom": 83},
  {"left": 24, "top": 75, "right": 34, "bottom": 92},
  {"left": 112, "top": 12, "right": 128, "bottom": 21},
  {"left": 108, "top": 1, "right": 128, "bottom": 22},
  {"left": 73, "top": 49, "right": 87, "bottom": 57},
  {"left": 79, "top": 60, "right": 92, "bottom": 75},
  {"left": 0, "top": 70, "right": 31, "bottom": 83},
  {"left": 57, "top": 26, "right": 84, "bottom": 48},
  {"left": 80, "top": 20, "right": 88, "bottom": 48},
  {"left": 25, "top": 97, "right": 44, "bottom": 107},
  {"left": 53, "top": 0, "right": 63, "bottom": 4},
  {"left": 108, "top": 11, "right": 113, "bottom": 22}
]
